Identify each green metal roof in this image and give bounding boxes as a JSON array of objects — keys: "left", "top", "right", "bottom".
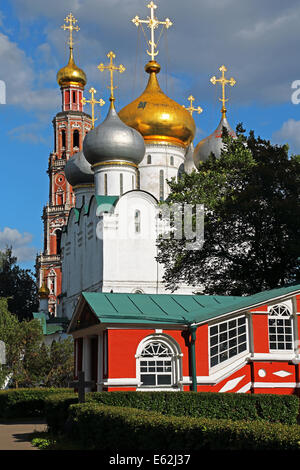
[
  {"left": 33, "top": 312, "right": 67, "bottom": 335},
  {"left": 81, "top": 283, "right": 300, "bottom": 327}
]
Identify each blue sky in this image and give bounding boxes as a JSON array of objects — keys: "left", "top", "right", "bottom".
[{"left": 1, "top": 0, "right": 300, "bottom": 272}]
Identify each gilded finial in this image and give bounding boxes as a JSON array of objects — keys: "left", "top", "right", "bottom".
[
  {"left": 210, "top": 65, "right": 236, "bottom": 118},
  {"left": 82, "top": 87, "right": 105, "bottom": 128},
  {"left": 183, "top": 95, "right": 203, "bottom": 116},
  {"left": 57, "top": 13, "right": 87, "bottom": 87},
  {"left": 97, "top": 51, "right": 125, "bottom": 101},
  {"left": 61, "top": 13, "right": 80, "bottom": 50},
  {"left": 132, "top": 1, "right": 172, "bottom": 62}
]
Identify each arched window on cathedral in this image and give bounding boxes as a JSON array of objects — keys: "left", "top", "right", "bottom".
[
  {"left": 147, "top": 154, "right": 152, "bottom": 164},
  {"left": 136, "top": 170, "right": 140, "bottom": 190},
  {"left": 73, "top": 90, "right": 76, "bottom": 104},
  {"left": 73, "top": 130, "right": 80, "bottom": 148},
  {"left": 136, "top": 335, "right": 182, "bottom": 389},
  {"left": 159, "top": 170, "right": 164, "bottom": 201},
  {"left": 135, "top": 210, "right": 141, "bottom": 233},
  {"left": 55, "top": 229, "right": 62, "bottom": 255},
  {"left": 170, "top": 155, "right": 174, "bottom": 166},
  {"left": 268, "top": 304, "right": 294, "bottom": 351},
  {"left": 61, "top": 130, "right": 66, "bottom": 149}
]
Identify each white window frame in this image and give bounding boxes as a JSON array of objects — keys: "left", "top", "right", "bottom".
[
  {"left": 268, "top": 304, "right": 294, "bottom": 352},
  {"left": 136, "top": 334, "right": 183, "bottom": 391},
  {"left": 209, "top": 314, "right": 249, "bottom": 372}
]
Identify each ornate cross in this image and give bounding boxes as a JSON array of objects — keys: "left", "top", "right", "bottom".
[
  {"left": 82, "top": 87, "right": 105, "bottom": 128},
  {"left": 210, "top": 65, "right": 236, "bottom": 117},
  {"left": 183, "top": 95, "right": 203, "bottom": 116},
  {"left": 132, "top": 1, "right": 172, "bottom": 61},
  {"left": 61, "top": 13, "right": 80, "bottom": 49},
  {"left": 97, "top": 51, "right": 125, "bottom": 101}
]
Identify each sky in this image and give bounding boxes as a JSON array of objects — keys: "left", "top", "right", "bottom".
[{"left": 1, "top": 0, "right": 300, "bottom": 272}]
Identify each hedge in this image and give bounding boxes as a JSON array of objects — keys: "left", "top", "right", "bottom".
[
  {"left": 44, "top": 392, "right": 79, "bottom": 433},
  {"left": 0, "top": 388, "right": 74, "bottom": 420},
  {"left": 90, "top": 391, "right": 299, "bottom": 425},
  {"left": 1, "top": 389, "right": 299, "bottom": 427},
  {"left": 66, "top": 402, "right": 300, "bottom": 451}
]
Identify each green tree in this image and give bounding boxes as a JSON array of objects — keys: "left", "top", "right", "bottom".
[
  {"left": 156, "top": 126, "right": 300, "bottom": 295},
  {"left": 0, "top": 248, "right": 38, "bottom": 320},
  {"left": 0, "top": 297, "right": 43, "bottom": 387},
  {"left": 0, "top": 298, "right": 73, "bottom": 388}
]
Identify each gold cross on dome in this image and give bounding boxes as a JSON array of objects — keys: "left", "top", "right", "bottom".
[
  {"left": 61, "top": 13, "right": 80, "bottom": 48},
  {"left": 183, "top": 95, "right": 203, "bottom": 116},
  {"left": 210, "top": 65, "right": 236, "bottom": 117},
  {"left": 97, "top": 51, "right": 125, "bottom": 101},
  {"left": 81, "top": 87, "right": 105, "bottom": 129},
  {"left": 132, "top": 1, "right": 173, "bottom": 61}
]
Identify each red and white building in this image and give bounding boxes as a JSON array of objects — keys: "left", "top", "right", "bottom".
[{"left": 67, "top": 285, "right": 300, "bottom": 394}]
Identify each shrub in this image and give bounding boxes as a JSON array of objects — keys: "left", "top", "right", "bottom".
[
  {"left": 0, "top": 388, "right": 73, "bottom": 419},
  {"left": 44, "top": 391, "right": 78, "bottom": 433},
  {"left": 66, "top": 402, "right": 300, "bottom": 451},
  {"left": 89, "top": 391, "right": 299, "bottom": 425}
]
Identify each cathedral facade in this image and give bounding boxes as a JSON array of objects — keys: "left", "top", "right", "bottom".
[{"left": 36, "top": 4, "right": 300, "bottom": 395}]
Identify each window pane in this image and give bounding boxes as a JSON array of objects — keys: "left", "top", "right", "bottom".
[
  {"left": 157, "top": 375, "right": 172, "bottom": 385},
  {"left": 210, "top": 326, "right": 218, "bottom": 335},
  {"left": 229, "top": 347, "right": 237, "bottom": 358},
  {"left": 210, "top": 356, "right": 218, "bottom": 367},
  {"left": 141, "top": 374, "right": 156, "bottom": 385}
]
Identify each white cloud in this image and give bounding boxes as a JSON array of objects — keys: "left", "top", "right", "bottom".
[
  {"left": 272, "top": 119, "right": 300, "bottom": 153},
  {"left": 0, "top": 32, "right": 59, "bottom": 112},
  {"left": 0, "top": 227, "right": 37, "bottom": 262}
]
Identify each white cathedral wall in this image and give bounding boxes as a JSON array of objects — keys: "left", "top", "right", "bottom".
[
  {"left": 59, "top": 185, "right": 197, "bottom": 319},
  {"left": 102, "top": 190, "right": 160, "bottom": 293},
  {"left": 139, "top": 143, "right": 185, "bottom": 200},
  {"left": 59, "top": 197, "right": 104, "bottom": 319}
]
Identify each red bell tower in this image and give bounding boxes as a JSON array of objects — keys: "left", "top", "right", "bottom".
[{"left": 36, "top": 13, "right": 92, "bottom": 316}]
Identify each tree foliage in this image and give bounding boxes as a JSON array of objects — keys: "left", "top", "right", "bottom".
[
  {"left": 0, "top": 298, "right": 73, "bottom": 388},
  {"left": 0, "top": 248, "right": 38, "bottom": 320},
  {"left": 156, "top": 125, "right": 300, "bottom": 295}
]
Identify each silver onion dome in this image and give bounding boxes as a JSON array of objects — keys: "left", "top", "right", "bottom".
[
  {"left": 83, "top": 100, "right": 145, "bottom": 167},
  {"left": 193, "top": 114, "right": 236, "bottom": 168},
  {"left": 64, "top": 150, "right": 94, "bottom": 187}
]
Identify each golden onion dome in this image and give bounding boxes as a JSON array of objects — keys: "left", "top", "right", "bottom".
[
  {"left": 38, "top": 280, "right": 50, "bottom": 300},
  {"left": 57, "top": 47, "right": 87, "bottom": 88},
  {"left": 118, "top": 61, "right": 195, "bottom": 148}
]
